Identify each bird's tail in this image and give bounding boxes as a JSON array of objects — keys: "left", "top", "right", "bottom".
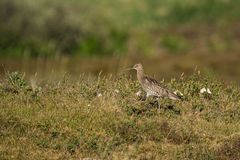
[{"left": 168, "top": 92, "right": 182, "bottom": 100}]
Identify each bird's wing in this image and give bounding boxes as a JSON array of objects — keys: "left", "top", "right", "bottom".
[
  {"left": 144, "top": 76, "right": 181, "bottom": 100},
  {"left": 144, "top": 76, "right": 167, "bottom": 93},
  {"left": 144, "top": 76, "right": 165, "bottom": 87}
]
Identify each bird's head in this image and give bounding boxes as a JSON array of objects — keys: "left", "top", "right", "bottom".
[
  {"left": 133, "top": 63, "right": 143, "bottom": 71},
  {"left": 123, "top": 63, "right": 143, "bottom": 72}
]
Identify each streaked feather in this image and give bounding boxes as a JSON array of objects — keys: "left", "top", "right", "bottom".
[{"left": 142, "top": 76, "right": 180, "bottom": 100}]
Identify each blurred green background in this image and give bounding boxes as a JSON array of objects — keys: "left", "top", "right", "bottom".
[{"left": 0, "top": 0, "right": 240, "bottom": 81}]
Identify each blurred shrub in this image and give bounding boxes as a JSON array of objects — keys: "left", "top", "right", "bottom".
[
  {"left": 0, "top": 0, "right": 240, "bottom": 57},
  {"left": 168, "top": 0, "right": 240, "bottom": 23},
  {"left": 0, "top": 0, "right": 129, "bottom": 57},
  {"left": 161, "top": 35, "right": 190, "bottom": 53}
]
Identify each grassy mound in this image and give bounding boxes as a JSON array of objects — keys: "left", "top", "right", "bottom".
[{"left": 0, "top": 72, "right": 240, "bottom": 159}]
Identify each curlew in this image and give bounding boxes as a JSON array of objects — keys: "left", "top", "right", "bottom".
[{"left": 127, "top": 63, "right": 181, "bottom": 100}]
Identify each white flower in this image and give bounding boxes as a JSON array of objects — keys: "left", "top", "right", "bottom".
[
  {"left": 97, "top": 93, "right": 102, "bottom": 97},
  {"left": 114, "top": 89, "right": 119, "bottom": 93},
  {"left": 200, "top": 87, "right": 212, "bottom": 94},
  {"left": 174, "top": 90, "right": 183, "bottom": 96},
  {"left": 200, "top": 88, "right": 207, "bottom": 94},
  {"left": 206, "top": 88, "right": 212, "bottom": 94},
  {"left": 87, "top": 104, "right": 91, "bottom": 107},
  {"left": 136, "top": 90, "right": 142, "bottom": 96}
]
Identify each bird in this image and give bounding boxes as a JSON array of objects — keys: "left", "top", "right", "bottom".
[{"left": 127, "top": 63, "right": 181, "bottom": 100}]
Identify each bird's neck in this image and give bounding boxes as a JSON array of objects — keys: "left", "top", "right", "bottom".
[{"left": 137, "top": 69, "right": 144, "bottom": 83}]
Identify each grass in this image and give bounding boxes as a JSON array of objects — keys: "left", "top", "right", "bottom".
[{"left": 0, "top": 71, "right": 240, "bottom": 159}]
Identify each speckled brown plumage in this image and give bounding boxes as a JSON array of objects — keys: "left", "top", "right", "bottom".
[{"left": 132, "top": 63, "right": 180, "bottom": 100}]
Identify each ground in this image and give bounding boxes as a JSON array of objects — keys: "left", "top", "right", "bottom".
[{"left": 0, "top": 72, "right": 240, "bottom": 160}]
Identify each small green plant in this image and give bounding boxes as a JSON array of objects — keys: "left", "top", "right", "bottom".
[
  {"left": 5, "top": 71, "right": 41, "bottom": 97},
  {"left": 7, "top": 71, "right": 28, "bottom": 89}
]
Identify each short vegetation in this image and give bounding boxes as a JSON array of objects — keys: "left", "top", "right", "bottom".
[{"left": 0, "top": 72, "right": 240, "bottom": 159}]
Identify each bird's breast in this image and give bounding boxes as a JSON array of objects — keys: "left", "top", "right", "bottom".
[{"left": 142, "top": 84, "right": 158, "bottom": 96}]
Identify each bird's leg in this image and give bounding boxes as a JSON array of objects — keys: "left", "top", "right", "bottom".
[
  {"left": 146, "top": 94, "right": 156, "bottom": 106},
  {"left": 145, "top": 93, "right": 151, "bottom": 102},
  {"left": 141, "top": 91, "right": 147, "bottom": 101},
  {"left": 155, "top": 97, "right": 162, "bottom": 111},
  {"left": 151, "top": 96, "right": 161, "bottom": 111}
]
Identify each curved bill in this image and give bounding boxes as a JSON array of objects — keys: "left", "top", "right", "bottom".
[{"left": 122, "top": 68, "right": 134, "bottom": 72}]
